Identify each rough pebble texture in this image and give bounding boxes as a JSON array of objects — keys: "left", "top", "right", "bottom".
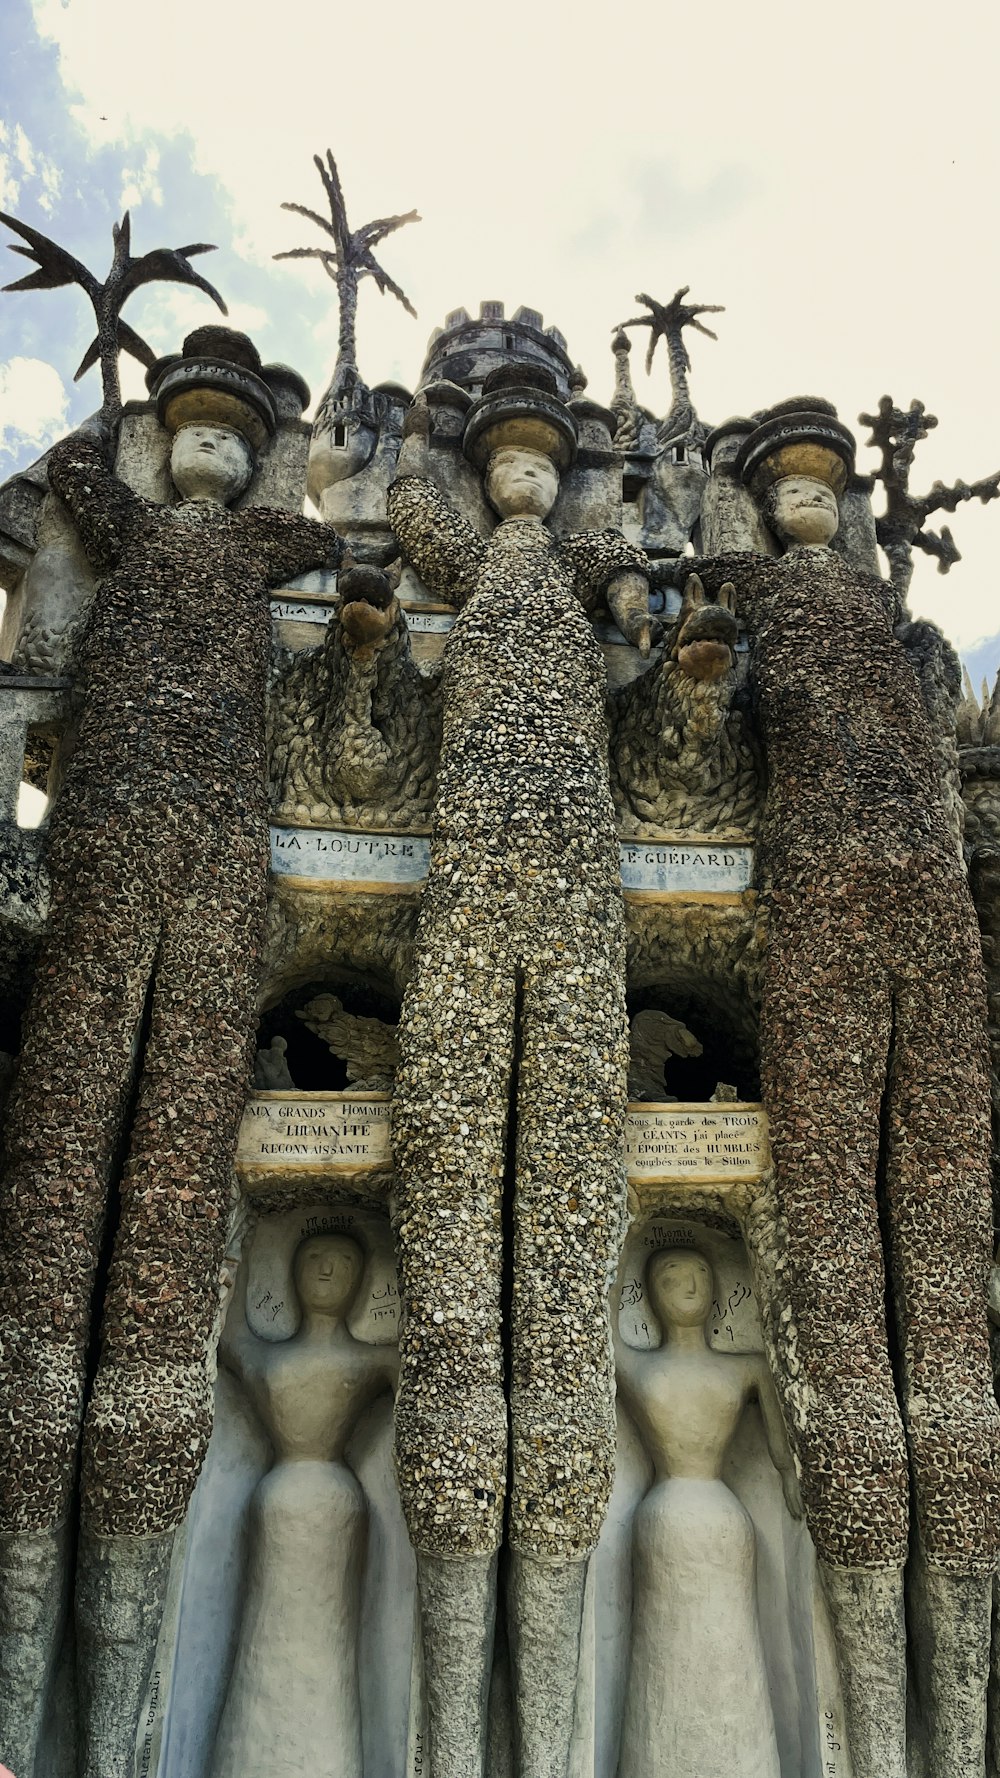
[
  {"left": 610, "top": 650, "right": 760, "bottom": 838},
  {"left": 270, "top": 604, "right": 441, "bottom": 831},
  {"left": 692, "top": 544, "right": 999, "bottom": 1575},
  {"left": 387, "top": 474, "right": 644, "bottom": 1560},
  {"left": 0, "top": 434, "right": 341, "bottom": 1537}
]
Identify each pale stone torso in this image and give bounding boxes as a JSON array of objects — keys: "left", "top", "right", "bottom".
[
  {"left": 625, "top": 1348, "right": 755, "bottom": 1483},
  {"left": 241, "top": 1330, "right": 382, "bottom": 1463}
]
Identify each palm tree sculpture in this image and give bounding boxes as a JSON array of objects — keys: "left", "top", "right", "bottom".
[
  {"left": 275, "top": 150, "right": 419, "bottom": 424},
  {"left": 0, "top": 209, "right": 228, "bottom": 423},
  {"left": 616, "top": 287, "right": 724, "bottom": 451}
]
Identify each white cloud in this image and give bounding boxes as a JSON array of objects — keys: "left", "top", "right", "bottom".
[
  {"left": 12, "top": 126, "right": 35, "bottom": 180},
  {"left": 37, "top": 158, "right": 62, "bottom": 216},
  {"left": 0, "top": 357, "right": 69, "bottom": 459},
  {"left": 0, "top": 153, "right": 20, "bottom": 211},
  {"left": 0, "top": 120, "right": 64, "bottom": 218},
  {"left": 121, "top": 144, "right": 162, "bottom": 212}
]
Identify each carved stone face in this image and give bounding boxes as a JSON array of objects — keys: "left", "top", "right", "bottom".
[
  {"left": 170, "top": 424, "right": 253, "bottom": 505},
  {"left": 485, "top": 447, "right": 559, "bottom": 521},
  {"left": 646, "top": 1248, "right": 713, "bottom": 1328},
  {"left": 292, "top": 1234, "right": 363, "bottom": 1316},
  {"left": 768, "top": 475, "right": 840, "bottom": 547}
]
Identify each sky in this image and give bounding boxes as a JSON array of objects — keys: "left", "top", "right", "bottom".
[{"left": 1, "top": 0, "right": 999, "bottom": 687}]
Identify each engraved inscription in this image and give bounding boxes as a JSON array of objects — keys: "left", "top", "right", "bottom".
[
  {"left": 626, "top": 1104, "right": 768, "bottom": 1180},
  {"left": 270, "top": 827, "right": 430, "bottom": 887},
  {"left": 271, "top": 596, "right": 338, "bottom": 625},
  {"left": 619, "top": 841, "right": 753, "bottom": 897},
  {"left": 237, "top": 1095, "right": 392, "bottom": 1172},
  {"left": 269, "top": 826, "right": 753, "bottom": 897}
]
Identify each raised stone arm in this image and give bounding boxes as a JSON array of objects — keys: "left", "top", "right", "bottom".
[
  {"left": 386, "top": 473, "right": 485, "bottom": 610},
  {"left": 893, "top": 611, "right": 966, "bottom": 846},
  {"left": 217, "top": 1252, "right": 257, "bottom": 1385},
  {"left": 237, "top": 506, "right": 345, "bottom": 588},
  {"left": 46, "top": 431, "right": 141, "bottom": 576},
  {"left": 610, "top": 1257, "right": 645, "bottom": 1422},
  {"left": 751, "top": 1354, "right": 803, "bottom": 1520}
]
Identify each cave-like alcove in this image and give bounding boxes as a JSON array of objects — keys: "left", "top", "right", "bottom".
[
  {"left": 256, "top": 971, "right": 400, "bottom": 1093},
  {"left": 627, "top": 969, "right": 759, "bottom": 1102}
]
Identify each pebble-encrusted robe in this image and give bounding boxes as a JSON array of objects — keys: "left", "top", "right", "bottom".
[
  {"left": 692, "top": 542, "right": 999, "bottom": 1576},
  {"left": 0, "top": 434, "right": 342, "bottom": 1538},
  {"left": 387, "top": 472, "right": 647, "bottom": 1562}
]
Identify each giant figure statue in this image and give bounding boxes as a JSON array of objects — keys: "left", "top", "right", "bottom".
[
  {"left": 687, "top": 400, "right": 1000, "bottom": 1778},
  {"left": 383, "top": 365, "right": 651, "bottom": 1778},
  {"left": 0, "top": 327, "right": 344, "bottom": 1778}
]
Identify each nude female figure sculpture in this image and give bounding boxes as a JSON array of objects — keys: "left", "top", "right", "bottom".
[
  {"left": 613, "top": 1246, "right": 799, "bottom": 1778},
  {"left": 212, "top": 1232, "right": 397, "bottom": 1778}
]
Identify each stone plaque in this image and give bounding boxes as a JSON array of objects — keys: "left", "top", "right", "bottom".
[
  {"left": 619, "top": 838, "right": 753, "bottom": 899},
  {"left": 237, "top": 1093, "right": 391, "bottom": 1177},
  {"left": 270, "top": 825, "right": 753, "bottom": 899},
  {"left": 271, "top": 595, "right": 337, "bottom": 626},
  {"left": 237, "top": 1093, "right": 766, "bottom": 1189},
  {"left": 271, "top": 826, "right": 430, "bottom": 890},
  {"left": 626, "top": 1103, "right": 768, "bottom": 1181},
  {"left": 270, "top": 595, "right": 457, "bottom": 636}
]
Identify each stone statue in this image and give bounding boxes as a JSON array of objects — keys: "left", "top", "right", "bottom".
[
  {"left": 627, "top": 1009, "right": 702, "bottom": 1102},
  {"left": 686, "top": 400, "right": 1000, "bottom": 1778},
  {"left": 269, "top": 556, "right": 441, "bottom": 831},
  {"left": 297, "top": 991, "right": 399, "bottom": 1090},
  {"left": 612, "top": 1246, "right": 800, "bottom": 1778},
  {"left": 253, "top": 1034, "right": 296, "bottom": 1090},
  {"left": 212, "top": 1233, "right": 397, "bottom": 1778},
  {"left": 0, "top": 327, "right": 344, "bottom": 1778},
  {"left": 609, "top": 572, "right": 761, "bottom": 838},
  {"left": 382, "top": 363, "right": 652, "bottom": 1778}
]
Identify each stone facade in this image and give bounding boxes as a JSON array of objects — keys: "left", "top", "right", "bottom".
[{"left": 0, "top": 217, "right": 997, "bottom": 1778}]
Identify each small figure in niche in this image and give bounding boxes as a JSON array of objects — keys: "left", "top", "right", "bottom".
[
  {"left": 612, "top": 1247, "right": 800, "bottom": 1778},
  {"left": 253, "top": 1035, "right": 296, "bottom": 1091},
  {"left": 626, "top": 1010, "right": 703, "bottom": 1102},
  {"left": 212, "top": 1233, "right": 397, "bottom": 1778}
]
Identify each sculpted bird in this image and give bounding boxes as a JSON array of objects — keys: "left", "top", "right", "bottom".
[
  {"left": 0, "top": 209, "right": 227, "bottom": 419},
  {"left": 297, "top": 993, "right": 399, "bottom": 1091},
  {"left": 627, "top": 1009, "right": 703, "bottom": 1102}
]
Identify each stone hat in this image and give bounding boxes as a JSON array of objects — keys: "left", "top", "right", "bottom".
[
  {"left": 463, "top": 364, "right": 578, "bottom": 471},
  {"left": 147, "top": 327, "right": 309, "bottom": 452},
  {"left": 736, "top": 398, "right": 855, "bottom": 500}
]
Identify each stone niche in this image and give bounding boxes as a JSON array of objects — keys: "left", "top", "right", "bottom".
[
  {"left": 136, "top": 1101, "right": 851, "bottom": 1778},
  {"left": 143, "top": 1199, "right": 411, "bottom": 1778}
]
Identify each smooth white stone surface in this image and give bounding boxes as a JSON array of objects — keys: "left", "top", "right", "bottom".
[{"left": 269, "top": 826, "right": 754, "bottom": 899}]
